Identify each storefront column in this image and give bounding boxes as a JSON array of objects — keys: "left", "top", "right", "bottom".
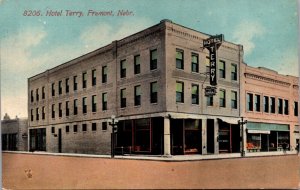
[
  {"left": 243, "top": 123, "right": 247, "bottom": 155},
  {"left": 164, "top": 117, "right": 171, "bottom": 156},
  {"left": 202, "top": 119, "right": 207, "bottom": 154},
  {"left": 214, "top": 119, "right": 219, "bottom": 154}
]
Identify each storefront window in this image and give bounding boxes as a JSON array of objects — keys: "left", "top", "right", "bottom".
[
  {"left": 247, "top": 134, "right": 261, "bottom": 151},
  {"left": 134, "top": 119, "right": 151, "bottom": 152},
  {"left": 184, "top": 119, "right": 201, "bottom": 154}
]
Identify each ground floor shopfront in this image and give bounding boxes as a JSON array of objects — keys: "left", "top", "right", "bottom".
[
  {"left": 246, "top": 122, "right": 291, "bottom": 152},
  {"left": 27, "top": 113, "right": 243, "bottom": 156},
  {"left": 115, "top": 114, "right": 242, "bottom": 156}
]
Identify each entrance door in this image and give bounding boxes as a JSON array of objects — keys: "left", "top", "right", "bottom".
[
  {"left": 207, "top": 119, "right": 214, "bottom": 154},
  {"left": 58, "top": 128, "right": 62, "bottom": 153}
]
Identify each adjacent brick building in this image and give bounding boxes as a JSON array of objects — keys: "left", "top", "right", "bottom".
[
  {"left": 1, "top": 114, "right": 28, "bottom": 151},
  {"left": 241, "top": 65, "right": 299, "bottom": 152}
]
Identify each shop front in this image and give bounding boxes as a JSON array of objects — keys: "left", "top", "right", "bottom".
[
  {"left": 217, "top": 118, "right": 240, "bottom": 153},
  {"left": 116, "top": 117, "right": 164, "bottom": 155},
  {"left": 29, "top": 128, "right": 46, "bottom": 151},
  {"left": 246, "top": 122, "right": 290, "bottom": 152},
  {"left": 170, "top": 119, "right": 202, "bottom": 155}
]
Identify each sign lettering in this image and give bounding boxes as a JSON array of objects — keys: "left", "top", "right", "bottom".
[{"left": 203, "top": 34, "right": 224, "bottom": 86}]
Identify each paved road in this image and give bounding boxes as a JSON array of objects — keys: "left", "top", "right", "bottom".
[{"left": 2, "top": 152, "right": 299, "bottom": 189}]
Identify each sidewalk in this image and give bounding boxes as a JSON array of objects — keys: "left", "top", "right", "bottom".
[{"left": 3, "top": 150, "right": 296, "bottom": 161}]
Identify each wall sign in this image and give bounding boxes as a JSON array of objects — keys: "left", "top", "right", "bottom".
[{"left": 203, "top": 34, "right": 224, "bottom": 86}]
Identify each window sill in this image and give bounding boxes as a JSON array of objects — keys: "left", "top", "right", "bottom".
[
  {"left": 134, "top": 105, "right": 141, "bottom": 108},
  {"left": 150, "top": 68, "right": 158, "bottom": 72},
  {"left": 150, "top": 102, "right": 158, "bottom": 105}
]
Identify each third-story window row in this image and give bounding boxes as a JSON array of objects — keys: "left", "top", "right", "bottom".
[{"left": 247, "top": 93, "right": 291, "bottom": 115}]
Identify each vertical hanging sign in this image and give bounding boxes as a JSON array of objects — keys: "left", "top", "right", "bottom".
[{"left": 203, "top": 34, "right": 224, "bottom": 86}]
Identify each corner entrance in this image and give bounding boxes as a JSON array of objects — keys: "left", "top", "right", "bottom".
[{"left": 170, "top": 119, "right": 202, "bottom": 155}]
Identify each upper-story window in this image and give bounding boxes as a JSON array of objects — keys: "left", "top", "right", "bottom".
[
  {"left": 92, "top": 95, "right": 97, "bottom": 112},
  {"left": 176, "top": 49, "right": 184, "bottom": 70},
  {"left": 102, "top": 66, "right": 107, "bottom": 83},
  {"left": 66, "top": 101, "right": 69, "bottom": 116},
  {"left": 278, "top": 98, "right": 283, "bottom": 114},
  {"left": 42, "top": 106, "right": 45, "bottom": 120},
  {"left": 58, "top": 80, "right": 62, "bottom": 95},
  {"left": 74, "top": 99, "right": 78, "bottom": 115},
  {"left": 92, "top": 123, "right": 97, "bottom": 131},
  {"left": 52, "top": 104, "right": 55, "bottom": 118},
  {"left": 191, "top": 53, "right": 199, "bottom": 73},
  {"left": 52, "top": 83, "right": 55, "bottom": 96},
  {"left": 31, "top": 109, "right": 33, "bottom": 121},
  {"left": 121, "top": 88, "right": 126, "bottom": 108},
  {"left": 150, "top": 82, "right": 158, "bottom": 104},
  {"left": 102, "top": 93, "right": 107, "bottom": 111},
  {"left": 42, "top": 86, "right": 45, "bottom": 99},
  {"left": 219, "top": 60, "right": 225, "bottom": 79},
  {"left": 255, "top": 94, "right": 261, "bottom": 112},
  {"left": 270, "top": 97, "right": 275, "bottom": 113},
  {"left": 36, "top": 89, "right": 39, "bottom": 101},
  {"left": 219, "top": 89, "right": 226, "bottom": 107},
  {"left": 231, "top": 64, "right": 237, "bottom": 81},
  {"left": 134, "top": 55, "right": 141, "bottom": 74},
  {"left": 92, "top": 69, "right": 96, "bottom": 86},
  {"left": 191, "top": 84, "right": 199, "bottom": 105},
  {"left": 294, "top": 101, "right": 298, "bottom": 116},
  {"left": 65, "top": 78, "right": 69, "bottom": 93},
  {"left": 31, "top": 90, "right": 34, "bottom": 102},
  {"left": 73, "top": 76, "right": 78, "bottom": 91},
  {"left": 205, "top": 56, "right": 210, "bottom": 73},
  {"left": 134, "top": 85, "right": 141, "bottom": 106},
  {"left": 36, "top": 108, "right": 39, "bottom": 121},
  {"left": 247, "top": 93, "right": 253, "bottom": 111},
  {"left": 120, "top": 60, "right": 126, "bottom": 78},
  {"left": 284, "top": 99, "right": 289, "bottom": 115},
  {"left": 264, "top": 96, "right": 269, "bottom": 113},
  {"left": 207, "top": 96, "right": 213, "bottom": 106},
  {"left": 176, "top": 82, "right": 184, "bottom": 103},
  {"left": 150, "top": 49, "right": 157, "bottom": 70},
  {"left": 231, "top": 91, "right": 237, "bottom": 109},
  {"left": 82, "top": 97, "right": 87, "bottom": 114},
  {"left": 82, "top": 124, "right": 87, "bottom": 132},
  {"left": 59, "top": 103, "right": 62, "bottom": 117},
  {"left": 82, "top": 72, "right": 87, "bottom": 89}
]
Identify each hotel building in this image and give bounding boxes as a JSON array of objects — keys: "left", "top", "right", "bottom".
[{"left": 28, "top": 19, "right": 297, "bottom": 156}]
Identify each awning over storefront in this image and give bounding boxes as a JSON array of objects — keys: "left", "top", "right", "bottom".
[
  {"left": 217, "top": 117, "right": 239, "bottom": 125},
  {"left": 247, "top": 122, "right": 289, "bottom": 132},
  {"left": 247, "top": 129, "right": 270, "bottom": 134}
]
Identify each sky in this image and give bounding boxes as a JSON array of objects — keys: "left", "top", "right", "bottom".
[{"left": 0, "top": 0, "right": 299, "bottom": 118}]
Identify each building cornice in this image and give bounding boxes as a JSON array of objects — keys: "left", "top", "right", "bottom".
[{"left": 244, "top": 73, "right": 291, "bottom": 87}]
